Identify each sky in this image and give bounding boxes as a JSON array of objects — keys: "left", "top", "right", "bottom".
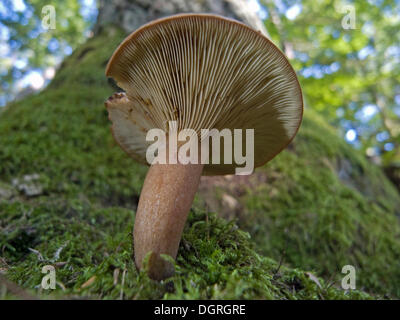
[
  {"left": 0, "top": 0, "right": 327, "bottom": 104},
  {"left": 0, "top": 0, "right": 98, "bottom": 106},
  {"left": 0, "top": 0, "right": 397, "bottom": 152}
]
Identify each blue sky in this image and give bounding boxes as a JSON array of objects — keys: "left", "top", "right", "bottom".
[
  {"left": 0, "top": 0, "right": 98, "bottom": 106},
  {"left": 1, "top": 0, "right": 398, "bottom": 152}
]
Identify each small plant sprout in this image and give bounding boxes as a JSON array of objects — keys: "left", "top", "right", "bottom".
[{"left": 105, "top": 14, "right": 303, "bottom": 280}]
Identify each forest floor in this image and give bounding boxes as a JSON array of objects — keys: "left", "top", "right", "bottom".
[{"left": 1, "top": 28, "right": 399, "bottom": 299}]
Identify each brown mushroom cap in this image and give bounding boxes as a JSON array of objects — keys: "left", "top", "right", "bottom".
[{"left": 106, "top": 14, "right": 303, "bottom": 175}]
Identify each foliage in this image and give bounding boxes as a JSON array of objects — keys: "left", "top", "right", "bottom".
[
  {"left": 0, "top": 27, "right": 398, "bottom": 299},
  {"left": 2, "top": 0, "right": 399, "bottom": 166},
  {"left": 0, "top": 0, "right": 96, "bottom": 105},
  {"left": 261, "top": 0, "right": 400, "bottom": 166}
]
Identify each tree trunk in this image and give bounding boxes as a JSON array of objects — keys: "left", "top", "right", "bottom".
[
  {"left": 94, "top": 0, "right": 269, "bottom": 36},
  {"left": 2, "top": 0, "right": 400, "bottom": 299}
]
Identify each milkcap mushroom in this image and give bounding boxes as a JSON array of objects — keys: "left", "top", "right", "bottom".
[{"left": 105, "top": 14, "right": 303, "bottom": 280}]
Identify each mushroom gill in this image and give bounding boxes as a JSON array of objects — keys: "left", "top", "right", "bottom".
[{"left": 105, "top": 14, "right": 303, "bottom": 280}]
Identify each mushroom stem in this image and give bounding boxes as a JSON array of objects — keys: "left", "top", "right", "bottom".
[{"left": 134, "top": 162, "right": 204, "bottom": 280}]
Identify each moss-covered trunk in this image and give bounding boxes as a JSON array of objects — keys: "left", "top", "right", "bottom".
[{"left": 0, "top": 0, "right": 399, "bottom": 300}]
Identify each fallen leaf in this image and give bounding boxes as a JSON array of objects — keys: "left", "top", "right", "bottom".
[{"left": 81, "top": 276, "right": 96, "bottom": 289}]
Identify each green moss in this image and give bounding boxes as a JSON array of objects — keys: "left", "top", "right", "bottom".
[
  {"left": 198, "top": 111, "right": 400, "bottom": 297},
  {"left": 0, "top": 28, "right": 398, "bottom": 299},
  {"left": 0, "top": 200, "right": 370, "bottom": 299},
  {"left": 0, "top": 29, "right": 146, "bottom": 203}
]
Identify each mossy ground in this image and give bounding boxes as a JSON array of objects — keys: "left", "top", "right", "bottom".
[
  {"left": 0, "top": 28, "right": 398, "bottom": 299},
  {"left": 197, "top": 111, "right": 400, "bottom": 297},
  {"left": 0, "top": 200, "right": 370, "bottom": 299}
]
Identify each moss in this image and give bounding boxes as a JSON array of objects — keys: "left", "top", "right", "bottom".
[
  {"left": 0, "top": 29, "right": 147, "bottom": 204},
  {"left": 0, "top": 200, "right": 370, "bottom": 299},
  {"left": 197, "top": 111, "right": 400, "bottom": 297},
  {"left": 0, "top": 28, "right": 398, "bottom": 299}
]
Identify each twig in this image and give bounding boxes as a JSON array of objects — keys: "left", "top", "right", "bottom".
[
  {"left": 273, "top": 234, "right": 289, "bottom": 275},
  {"left": 52, "top": 241, "right": 70, "bottom": 262},
  {"left": 28, "top": 248, "right": 44, "bottom": 262},
  {"left": 119, "top": 269, "right": 127, "bottom": 300}
]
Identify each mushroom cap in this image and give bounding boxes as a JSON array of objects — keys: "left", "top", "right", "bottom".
[{"left": 105, "top": 14, "right": 303, "bottom": 175}]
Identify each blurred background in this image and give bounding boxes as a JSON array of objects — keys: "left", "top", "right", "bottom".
[{"left": 1, "top": 0, "right": 399, "bottom": 183}]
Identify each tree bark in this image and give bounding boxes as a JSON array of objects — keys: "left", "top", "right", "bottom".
[{"left": 94, "top": 0, "right": 269, "bottom": 37}]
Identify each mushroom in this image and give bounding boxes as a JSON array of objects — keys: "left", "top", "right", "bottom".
[{"left": 105, "top": 14, "right": 303, "bottom": 280}]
